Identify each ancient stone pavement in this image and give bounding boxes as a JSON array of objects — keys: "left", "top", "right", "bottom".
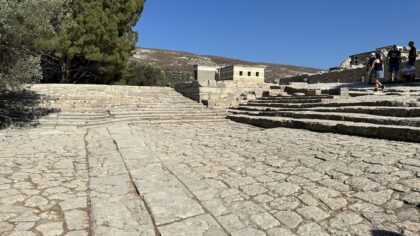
[{"left": 1, "top": 121, "right": 419, "bottom": 236}]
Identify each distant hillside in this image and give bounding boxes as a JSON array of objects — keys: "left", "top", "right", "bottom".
[{"left": 132, "top": 48, "right": 321, "bottom": 84}]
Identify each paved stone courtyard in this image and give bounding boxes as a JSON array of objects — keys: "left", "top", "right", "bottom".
[{"left": 1, "top": 120, "right": 419, "bottom": 236}]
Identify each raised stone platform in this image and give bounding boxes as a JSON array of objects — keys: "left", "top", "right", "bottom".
[
  {"left": 229, "top": 84, "right": 420, "bottom": 143},
  {"left": 2, "top": 84, "right": 227, "bottom": 128}
]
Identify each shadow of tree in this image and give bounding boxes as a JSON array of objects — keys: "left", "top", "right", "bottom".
[
  {"left": 0, "top": 89, "right": 58, "bottom": 129},
  {"left": 371, "top": 230, "right": 402, "bottom": 236}
]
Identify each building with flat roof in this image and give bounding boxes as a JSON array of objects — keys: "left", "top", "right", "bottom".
[
  {"left": 193, "top": 65, "right": 218, "bottom": 81},
  {"left": 218, "top": 65, "right": 266, "bottom": 83}
]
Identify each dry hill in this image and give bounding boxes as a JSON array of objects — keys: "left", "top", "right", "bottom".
[{"left": 132, "top": 48, "right": 321, "bottom": 84}]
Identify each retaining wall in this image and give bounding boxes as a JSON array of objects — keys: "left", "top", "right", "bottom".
[{"left": 280, "top": 60, "right": 420, "bottom": 85}]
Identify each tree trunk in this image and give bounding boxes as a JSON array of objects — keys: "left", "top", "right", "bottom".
[{"left": 61, "top": 60, "right": 70, "bottom": 83}]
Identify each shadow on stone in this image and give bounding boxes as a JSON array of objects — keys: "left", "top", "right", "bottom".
[
  {"left": 371, "top": 230, "right": 401, "bottom": 236},
  {"left": 0, "top": 89, "right": 58, "bottom": 129}
]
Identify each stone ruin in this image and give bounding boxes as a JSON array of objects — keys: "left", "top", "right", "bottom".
[{"left": 1, "top": 82, "right": 420, "bottom": 235}]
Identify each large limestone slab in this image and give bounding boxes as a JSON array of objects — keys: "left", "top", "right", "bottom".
[
  {"left": 91, "top": 195, "right": 155, "bottom": 236},
  {"left": 144, "top": 188, "right": 204, "bottom": 225},
  {"left": 158, "top": 214, "right": 227, "bottom": 236}
]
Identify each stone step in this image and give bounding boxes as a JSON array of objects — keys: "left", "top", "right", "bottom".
[
  {"left": 234, "top": 106, "right": 420, "bottom": 117},
  {"left": 258, "top": 95, "right": 334, "bottom": 100},
  {"left": 111, "top": 111, "right": 227, "bottom": 116},
  {"left": 37, "top": 103, "right": 206, "bottom": 109},
  {"left": 242, "top": 100, "right": 416, "bottom": 109},
  {"left": 40, "top": 112, "right": 225, "bottom": 122},
  {"left": 38, "top": 116, "right": 227, "bottom": 127},
  {"left": 245, "top": 98, "right": 327, "bottom": 104},
  {"left": 229, "top": 109, "right": 420, "bottom": 127},
  {"left": 42, "top": 100, "right": 195, "bottom": 104},
  {"left": 228, "top": 114, "right": 420, "bottom": 143}
]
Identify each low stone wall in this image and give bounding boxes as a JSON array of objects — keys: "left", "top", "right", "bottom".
[
  {"left": 175, "top": 80, "right": 274, "bottom": 108},
  {"left": 281, "top": 60, "right": 420, "bottom": 85}
]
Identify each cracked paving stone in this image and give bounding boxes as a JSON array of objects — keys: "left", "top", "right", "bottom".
[
  {"left": 216, "top": 214, "right": 246, "bottom": 233},
  {"left": 354, "top": 190, "right": 393, "bottom": 205},
  {"left": 250, "top": 212, "right": 280, "bottom": 230},
  {"left": 269, "top": 182, "right": 300, "bottom": 196},
  {"left": 231, "top": 227, "right": 266, "bottom": 236},
  {"left": 158, "top": 214, "right": 227, "bottom": 236},
  {"left": 329, "top": 211, "right": 364, "bottom": 229},
  {"left": 345, "top": 177, "right": 380, "bottom": 191},
  {"left": 267, "top": 227, "right": 296, "bottom": 236},
  {"left": 35, "top": 222, "right": 64, "bottom": 236},
  {"left": 202, "top": 199, "right": 229, "bottom": 216},
  {"left": 297, "top": 223, "right": 330, "bottom": 236},
  {"left": 24, "top": 196, "right": 49, "bottom": 208},
  {"left": 239, "top": 184, "right": 268, "bottom": 196},
  {"left": 64, "top": 209, "right": 89, "bottom": 231},
  {"left": 144, "top": 188, "right": 204, "bottom": 225},
  {"left": 274, "top": 211, "right": 303, "bottom": 229},
  {"left": 59, "top": 197, "right": 87, "bottom": 211},
  {"left": 297, "top": 206, "right": 330, "bottom": 221}
]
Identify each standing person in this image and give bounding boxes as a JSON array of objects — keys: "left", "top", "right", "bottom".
[
  {"left": 401, "top": 64, "right": 416, "bottom": 83},
  {"left": 387, "top": 45, "right": 401, "bottom": 82},
  {"left": 366, "top": 53, "right": 376, "bottom": 84},
  {"left": 408, "top": 41, "right": 417, "bottom": 66},
  {"left": 368, "top": 53, "right": 385, "bottom": 91}
]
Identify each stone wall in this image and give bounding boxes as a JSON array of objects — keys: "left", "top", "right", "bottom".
[
  {"left": 175, "top": 80, "right": 274, "bottom": 108},
  {"left": 280, "top": 60, "right": 420, "bottom": 85}
]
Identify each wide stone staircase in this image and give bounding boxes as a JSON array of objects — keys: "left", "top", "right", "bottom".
[
  {"left": 17, "top": 84, "right": 227, "bottom": 128},
  {"left": 228, "top": 92, "right": 420, "bottom": 142}
]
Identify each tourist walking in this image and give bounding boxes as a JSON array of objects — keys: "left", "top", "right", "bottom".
[
  {"left": 408, "top": 41, "right": 417, "bottom": 66},
  {"left": 368, "top": 53, "right": 385, "bottom": 92},
  {"left": 387, "top": 45, "right": 401, "bottom": 82}
]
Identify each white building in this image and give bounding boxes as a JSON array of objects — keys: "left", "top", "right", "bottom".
[{"left": 218, "top": 65, "right": 266, "bottom": 83}]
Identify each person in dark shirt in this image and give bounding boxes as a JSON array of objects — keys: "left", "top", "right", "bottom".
[
  {"left": 368, "top": 53, "right": 385, "bottom": 92},
  {"left": 408, "top": 41, "right": 417, "bottom": 66},
  {"left": 387, "top": 45, "right": 401, "bottom": 82}
]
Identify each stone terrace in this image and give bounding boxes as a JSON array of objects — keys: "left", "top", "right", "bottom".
[
  {"left": 229, "top": 83, "right": 420, "bottom": 143},
  {"left": 0, "top": 84, "right": 419, "bottom": 236}
]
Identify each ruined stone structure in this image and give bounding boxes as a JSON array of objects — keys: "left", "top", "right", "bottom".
[
  {"left": 281, "top": 60, "right": 420, "bottom": 85},
  {"left": 229, "top": 83, "right": 420, "bottom": 142},
  {"left": 1, "top": 83, "right": 420, "bottom": 235},
  {"left": 176, "top": 64, "right": 278, "bottom": 108},
  {"left": 26, "top": 84, "right": 227, "bottom": 127},
  {"left": 348, "top": 45, "right": 407, "bottom": 67}
]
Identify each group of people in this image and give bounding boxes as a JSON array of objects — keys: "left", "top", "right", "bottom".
[{"left": 366, "top": 41, "right": 417, "bottom": 92}]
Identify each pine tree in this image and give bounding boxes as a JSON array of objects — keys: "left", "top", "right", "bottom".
[{"left": 47, "top": 0, "right": 146, "bottom": 83}]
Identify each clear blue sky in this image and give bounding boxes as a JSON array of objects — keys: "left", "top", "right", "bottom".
[{"left": 135, "top": 0, "right": 420, "bottom": 69}]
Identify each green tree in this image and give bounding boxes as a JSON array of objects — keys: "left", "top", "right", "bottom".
[
  {"left": 0, "top": 0, "right": 65, "bottom": 89},
  {"left": 120, "top": 60, "right": 167, "bottom": 86},
  {"left": 46, "top": 0, "right": 146, "bottom": 83}
]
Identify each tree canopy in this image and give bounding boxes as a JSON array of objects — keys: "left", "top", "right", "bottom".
[
  {"left": 0, "top": 0, "right": 64, "bottom": 89},
  {"left": 0, "top": 0, "right": 146, "bottom": 89}
]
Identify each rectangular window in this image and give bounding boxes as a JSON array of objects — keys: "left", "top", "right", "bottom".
[
  {"left": 256, "top": 72, "right": 260, "bottom": 77},
  {"left": 239, "top": 71, "right": 243, "bottom": 76},
  {"left": 248, "top": 72, "right": 251, "bottom": 76}
]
